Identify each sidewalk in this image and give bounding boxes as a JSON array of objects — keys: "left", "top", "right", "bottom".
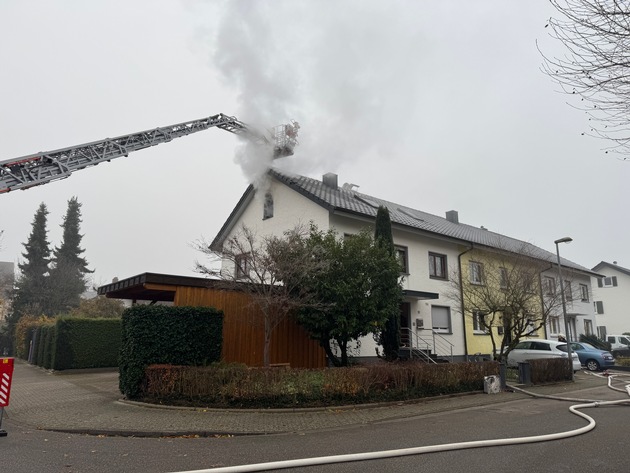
[{"left": 2, "top": 360, "right": 620, "bottom": 438}]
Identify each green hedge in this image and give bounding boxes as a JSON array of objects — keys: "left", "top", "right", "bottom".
[
  {"left": 119, "top": 305, "right": 224, "bottom": 399},
  {"left": 24, "top": 317, "right": 121, "bottom": 370},
  {"left": 51, "top": 317, "right": 122, "bottom": 370}
]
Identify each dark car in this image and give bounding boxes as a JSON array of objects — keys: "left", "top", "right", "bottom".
[{"left": 568, "top": 342, "right": 615, "bottom": 371}]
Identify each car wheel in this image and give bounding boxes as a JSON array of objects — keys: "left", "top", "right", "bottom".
[{"left": 585, "top": 359, "right": 600, "bottom": 371}]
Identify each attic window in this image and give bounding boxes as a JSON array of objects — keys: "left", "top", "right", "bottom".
[{"left": 263, "top": 192, "right": 274, "bottom": 220}]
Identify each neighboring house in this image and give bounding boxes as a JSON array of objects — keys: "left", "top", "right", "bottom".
[
  {"left": 591, "top": 261, "right": 630, "bottom": 337},
  {"left": 211, "top": 169, "right": 599, "bottom": 362},
  {"left": 0, "top": 261, "right": 14, "bottom": 322},
  {"left": 541, "top": 267, "right": 598, "bottom": 342}
]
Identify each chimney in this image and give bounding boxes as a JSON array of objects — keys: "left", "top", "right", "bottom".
[
  {"left": 322, "top": 173, "right": 338, "bottom": 190},
  {"left": 445, "top": 210, "right": 459, "bottom": 224}
]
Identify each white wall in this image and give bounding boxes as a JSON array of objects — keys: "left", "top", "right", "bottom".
[{"left": 591, "top": 267, "right": 630, "bottom": 335}]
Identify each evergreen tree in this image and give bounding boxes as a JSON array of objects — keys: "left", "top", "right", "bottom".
[
  {"left": 373, "top": 206, "right": 402, "bottom": 361},
  {"left": 13, "top": 203, "right": 52, "bottom": 316},
  {"left": 48, "top": 197, "right": 93, "bottom": 315}
]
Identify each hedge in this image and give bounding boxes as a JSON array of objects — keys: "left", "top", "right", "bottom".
[{"left": 119, "top": 305, "right": 223, "bottom": 399}]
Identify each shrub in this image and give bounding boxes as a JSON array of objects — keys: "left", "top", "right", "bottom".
[
  {"left": 140, "top": 361, "right": 499, "bottom": 408},
  {"left": 579, "top": 334, "right": 611, "bottom": 351},
  {"left": 119, "top": 305, "right": 224, "bottom": 399},
  {"left": 528, "top": 358, "right": 571, "bottom": 384}
]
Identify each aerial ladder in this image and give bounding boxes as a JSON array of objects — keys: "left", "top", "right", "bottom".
[{"left": 0, "top": 113, "right": 300, "bottom": 194}]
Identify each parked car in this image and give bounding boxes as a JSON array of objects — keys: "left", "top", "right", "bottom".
[
  {"left": 507, "top": 339, "right": 581, "bottom": 372},
  {"left": 566, "top": 342, "right": 615, "bottom": 371},
  {"left": 606, "top": 334, "right": 630, "bottom": 358}
]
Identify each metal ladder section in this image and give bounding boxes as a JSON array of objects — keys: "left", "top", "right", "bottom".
[{"left": 400, "top": 328, "right": 454, "bottom": 363}]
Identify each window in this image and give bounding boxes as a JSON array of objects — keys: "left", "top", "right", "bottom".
[
  {"left": 543, "top": 276, "right": 556, "bottom": 296},
  {"left": 396, "top": 246, "right": 409, "bottom": 274},
  {"left": 263, "top": 192, "right": 274, "bottom": 219},
  {"left": 594, "top": 301, "right": 604, "bottom": 314},
  {"left": 549, "top": 316, "right": 560, "bottom": 334},
  {"left": 525, "top": 317, "right": 536, "bottom": 336},
  {"left": 584, "top": 320, "right": 593, "bottom": 336},
  {"left": 472, "top": 310, "right": 489, "bottom": 334},
  {"left": 598, "top": 276, "right": 618, "bottom": 288},
  {"left": 235, "top": 253, "right": 250, "bottom": 279},
  {"left": 428, "top": 252, "right": 447, "bottom": 279},
  {"left": 580, "top": 284, "right": 589, "bottom": 302},
  {"left": 469, "top": 262, "right": 484, "bottom": 285},
  {"left": 530, "top": 341, "right": 551, "bottom": 351},
  {"left": 499, "top": 267, "right": 508, "bottom": 289},
  {"left": 564, "top": 280, "right": 572, "bottom": 301},
  {"left": 524, "top": 273, "right": 536, "bottom": 294},
  {"left": 431, "top": 306, "right": 451, "bottom": 333}
]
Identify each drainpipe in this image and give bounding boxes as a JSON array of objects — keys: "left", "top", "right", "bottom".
[{"left": 457, "top": 243, "right": 474, "bottom": 360}]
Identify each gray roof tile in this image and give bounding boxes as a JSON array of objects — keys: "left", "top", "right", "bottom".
[{"left": 270, "top": 169, "right": 595, "bottom": 275}]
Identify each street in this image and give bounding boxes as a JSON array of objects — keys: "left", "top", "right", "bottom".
[{"left": 2, "top": 386, "right": 628, "bottom": 473}]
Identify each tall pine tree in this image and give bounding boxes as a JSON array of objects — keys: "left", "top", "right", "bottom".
[
  {"left": 373, "top": 206, "right": 402, "bottom": 361},
  {"left": 13, "top": 203, "right": 52, "bottom": 316},
  {"left": 48, "top": 197, "right": 93, "bottom": 315}
]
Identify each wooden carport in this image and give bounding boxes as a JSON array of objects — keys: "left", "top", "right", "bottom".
[{"left": 98, "top": 273, "right": 326, "bottom": 368}]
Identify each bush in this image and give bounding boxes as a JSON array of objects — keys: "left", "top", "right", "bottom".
[
  {"left": 51, "top": 317, "right": 122, "bottom": 370},
  {"left": 528, "top": 358, "right": 572, "bottom": 384},
  {"left": 579, "top": 334, "right": 611, "bottom": 351},
  {"left": 119, "top": 305, "right": 224, "bottom": 399},
  {"left": 140, "top": 361, "right": 499, "bottom": 408}
]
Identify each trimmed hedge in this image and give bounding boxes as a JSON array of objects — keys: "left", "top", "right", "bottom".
[
  {"left": 119, "top": 305, "right": 224, "bottom": 399},
  {"left": 140, "top": 361, "right": 500, "bottom": 408},
  {"left": 51, "top": 317, "right": 122, "bottom": 370}
]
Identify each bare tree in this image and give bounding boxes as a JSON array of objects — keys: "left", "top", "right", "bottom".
[
  {"left": 542, "top": 0, "right": 630, "bottom": 156},
  {"left": 449, "top": 245, "right": 565, "bottom": 362},
  {"left": 194, "top": 224, "right": 325, "bottom": 367}
]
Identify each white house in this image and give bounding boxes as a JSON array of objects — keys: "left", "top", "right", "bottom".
[
  {"left": 591, "top": 261, "right": 630, "bottom": 337},
  {"left": 211, "top": 169, "right": 599, "bottom": 361}
]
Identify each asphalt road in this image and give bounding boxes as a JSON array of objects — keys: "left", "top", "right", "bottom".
[{"left": 2, "top": 385, "right": 628, "bottom": 473}]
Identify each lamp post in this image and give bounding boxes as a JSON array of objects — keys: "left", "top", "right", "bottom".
[{"left": 554, "top": 237, "right": 574, "bottom": 381}]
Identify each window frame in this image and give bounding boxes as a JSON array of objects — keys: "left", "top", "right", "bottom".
[
  {"left": 579, "top": 283, "right": 589, "bottom": 302},
  {"left": 469, "top": 261, "right": 484, "bottom": 285},
  {"left": 431, "top": 305, "right": 452, "bottom": 334},
  {"left": 499, "top": 267, "right": 508, "bottom": 289},
  {"left": 395, "top": 246, "right": 409, "bottom": 275},
  {"left": 543, "top": 276, "right": 556, "bottom": 296},
  {"left": 564, "top": 280, "right": 572, "bottom": 301},
  {"left": 472, "top": 310, "right": 489, "bottom": 335},
  {"left": 428, "top": 252, "right": 448, "bottom": 280},
  {"left": 235, "top": 253, "right": 250, "bottom": 280}
]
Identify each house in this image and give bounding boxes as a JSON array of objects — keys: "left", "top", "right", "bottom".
[
  {"left": 591, "top": 261, "right": 630, "bottom": 337},
  {"left": 211, "top": 169, "right": 600, "bottom": 361},
  {"left": 98, "top": 272, "right": 326, "bottom": 368}
]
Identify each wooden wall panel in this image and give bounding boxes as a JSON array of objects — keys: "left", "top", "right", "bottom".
[{"left": 173, "top": 286, "right": 326, "bottom": 368}]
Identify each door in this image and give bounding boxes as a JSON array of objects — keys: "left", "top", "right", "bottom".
[{"left": 400, "top": 303, "right": 411, "bottom": 346}]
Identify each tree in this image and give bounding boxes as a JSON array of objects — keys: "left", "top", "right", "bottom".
[
  {"left": 373, "top": 206, "right": 402, "bottom": 361},
  {"left": 448, "top": 245, "right": 565, "bottom": 362},
  {"left": 295, "top": 227, "right": 402, "bottom": 367},
  {"left": 195, "top": 224, "right": 325, "bottom": 367},
  {"left": 47, "top": 197, "right": 93, "bottom": 315},
  {"left": 69, "top": 296, "right": 126, "bottom": 318},
  {"left": 542, "top": 0, "right": 630, "bottom": 156},
  {"left": 13, "top": 203, "right": 52, "bottom": 316}
]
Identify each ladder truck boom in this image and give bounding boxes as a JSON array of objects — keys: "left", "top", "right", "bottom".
[{"left": 0, "top": 113, "right": 299, "bottom": 194}]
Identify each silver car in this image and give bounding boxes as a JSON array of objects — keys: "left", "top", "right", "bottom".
[{"left": 507, "top": 339, "right": 581, "bottom": 372}]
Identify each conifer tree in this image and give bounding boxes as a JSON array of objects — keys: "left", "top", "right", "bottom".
[
  {"left": 48, "top": 197, "right": 93, "bottom": 314},
  {"left": 373, "top": 206, "right": 402, "bottom": 361},
  {"left": 13, "top": 203, "right": 52, "bottom": 316}
]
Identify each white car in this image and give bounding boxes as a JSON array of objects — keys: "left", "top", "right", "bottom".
[{"left": 507, "top": 339, "right": 581, "bottom": 372}]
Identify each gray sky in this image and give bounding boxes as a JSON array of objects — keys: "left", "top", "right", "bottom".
[{"left": 1, "top": 0, "right": 627, "bottom": 289}]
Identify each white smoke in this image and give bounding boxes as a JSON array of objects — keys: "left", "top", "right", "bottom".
[{"left": 212, "top": 0, "right": 427, "bottom": 185}]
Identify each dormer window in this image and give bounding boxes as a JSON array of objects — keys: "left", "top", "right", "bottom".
[{"left": 263, "top": 192, "right": 274, "bottom": 220}]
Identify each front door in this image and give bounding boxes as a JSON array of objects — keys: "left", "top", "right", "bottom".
[{"left": 400, "top": 302, "right": 411, "bottom": 346}]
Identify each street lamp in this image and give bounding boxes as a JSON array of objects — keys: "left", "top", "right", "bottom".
[{"left": 554, "top": 237, "right": 574, "bottom": 381}]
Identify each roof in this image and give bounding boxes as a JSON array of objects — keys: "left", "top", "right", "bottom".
[
  {"left": 592, "top": 261, "right": 630, "bottom": 278},
  {"left": 97, "top": 272, "right": 222, "bottom": 302},
  {"left": 214, "top": 168, "right": 598, "bottom": 276}
]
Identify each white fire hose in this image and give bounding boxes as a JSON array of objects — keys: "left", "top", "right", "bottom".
[{"left": 172, "top": 373, "right": 630, "bottom": 473}]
